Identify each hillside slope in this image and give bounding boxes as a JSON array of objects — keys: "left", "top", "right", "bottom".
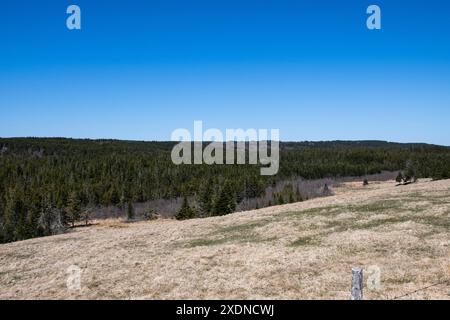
[{"left": 1, "top": 179, "right": 449, "bottom": 300}]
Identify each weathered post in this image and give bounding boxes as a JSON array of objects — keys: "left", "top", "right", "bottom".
[{"left": 351, "top": 267, "right": 363, "bottom": 300}]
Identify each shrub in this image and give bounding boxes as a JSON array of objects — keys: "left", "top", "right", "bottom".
[{"left": 143, "top": 208, "right": 158, "bottom": 220}]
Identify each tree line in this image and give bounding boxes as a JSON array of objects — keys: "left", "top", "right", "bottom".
[{"left": 1, "top": 138, "right": 449, "bottom": 243}]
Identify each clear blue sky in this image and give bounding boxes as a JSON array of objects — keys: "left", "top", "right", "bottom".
[{"left": 1, "top": 0, "right": 450, "bottom": 145}]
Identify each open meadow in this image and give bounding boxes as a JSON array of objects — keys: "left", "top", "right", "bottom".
[{"left": 1, "top": 179, "right": 449, "bottom": 299}]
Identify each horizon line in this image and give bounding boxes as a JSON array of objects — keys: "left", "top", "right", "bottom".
[{"left": 0, "top": 136, "right": 449, "bottom": 147}]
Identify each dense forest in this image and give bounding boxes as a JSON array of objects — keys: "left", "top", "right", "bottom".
[{"left": 1, "top": 137, "right": 449, "bottom": 243}]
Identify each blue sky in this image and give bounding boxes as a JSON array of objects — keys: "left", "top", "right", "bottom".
[{"left": 1, "top": 0, "right": 450, "bottom": 145}]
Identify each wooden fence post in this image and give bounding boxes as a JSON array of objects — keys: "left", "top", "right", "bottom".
[{"left": 351, "top": 267, "right": 363, "bottom": 300}]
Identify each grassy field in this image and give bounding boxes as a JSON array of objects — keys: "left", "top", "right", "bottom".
[{"left": 1, "top": 179, "right": 449, "bottom": 299}]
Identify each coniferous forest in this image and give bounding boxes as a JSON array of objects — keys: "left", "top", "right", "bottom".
[{"left": 1, "top": 137, "right": 449, "bottom": 243}]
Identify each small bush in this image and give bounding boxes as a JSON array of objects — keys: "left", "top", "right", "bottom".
[{"left": 143, "top": 208, "right": 158, "bottom": 220}]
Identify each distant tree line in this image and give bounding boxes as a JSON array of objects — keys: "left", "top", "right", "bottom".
[{"left": 1, "top": 138, "right": 449, "bottom": 243}]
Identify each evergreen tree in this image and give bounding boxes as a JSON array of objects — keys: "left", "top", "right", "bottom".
[
  {"left": 26, "top": 195, "right": 42, "bottom": 238},
  {"left": 296, "top": 186, "right": 303, "bottom": 202},
  {"left": 277, "top": 193, "right": 284, "bottom": 205},
  {"left": 212, "top": 182, "right": 236, "bottom": 216},
  {"left": 289, "top": 193, "right": 295, "bottom": 203},
  {"left": 176, "top": 197, "right": 195, "bottom": 220},
  {"left": 66, "top": 191, "right": 81, "bottom": 227},
  {"left": 3, "top": 189, "right": 19, "bottom": 242},
  {"left": 198, "top": 181, "right": 213, "bottom": 216},
  {"left": 127, "top": 201, "right": 135, "bottom": 220},
  {"left": 0, "top": 220, "right": 4, "bottom": 243},
  {"left": 110, "top": 186, "right": 120, "bottom": 205},
  {"left": 119, "top": 192, "right": 126, "bottom": 210}
]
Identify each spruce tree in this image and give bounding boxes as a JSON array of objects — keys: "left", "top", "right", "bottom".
[
  {"left": 66, "top": 191, "right": 81, "bottom": 227},
  {"left": 26, "top": 195, "right": 42, "bottom": 238},
  {"left": 213, "top": 182, "right": 236, "bottom": 216},
  {"left": 289, "top": 193, "right": 295, "bottom": 203},
  {"left": 176, "top": 197, "right": 195, "bottom": 220},
  {"left": 277, "top": 193, "right": 284, "bottom": 205},
  {"left": 127, "top": 201, "right": 135, "bottom": 220},
  {"left": 3, "top": 189, "right": 19, "bottom": 242},
  {"left": 198, "top": 182, "right": 213, "bottom": 216},
  {"left": 296, "top": 186, "right": 303, "bottom": 202}
]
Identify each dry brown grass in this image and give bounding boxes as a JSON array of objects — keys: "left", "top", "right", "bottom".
[{"left": 1, "top": 179, "right": 449, "bottom": 300}]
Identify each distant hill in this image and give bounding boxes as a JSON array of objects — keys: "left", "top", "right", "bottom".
[
  {"left": 1, "top": 137, "right": 449, "bottom": 155},
  {"left": 282, "top": 140, "right": 449, "bottom": 149}
]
